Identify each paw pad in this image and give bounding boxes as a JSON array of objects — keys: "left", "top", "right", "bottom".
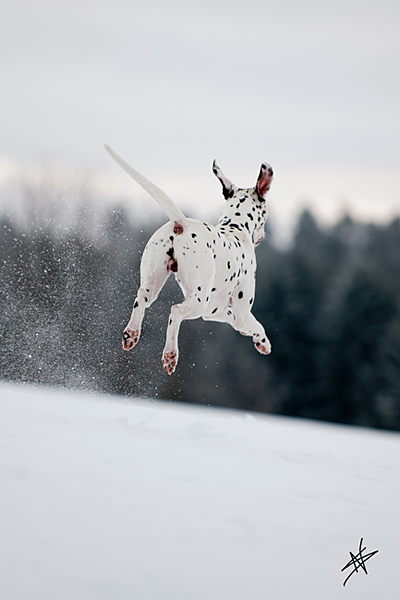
[
  {"left": 162, "top": 351, "right": 178, "bottom": 375},
  {"left": 122, "top": 329, "right": 139, "bottom": 351},
  {"left": 254, "top": 339, "right": 271, "bottom": 355}
]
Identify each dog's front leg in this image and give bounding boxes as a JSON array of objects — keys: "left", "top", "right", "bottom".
[{"left": 235, "top": 311, "right": 272, "bottom": 355}]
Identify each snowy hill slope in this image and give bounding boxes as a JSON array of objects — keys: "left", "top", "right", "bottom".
[{"left": 0, "top": 382, "right": 399, "bottom": 600}]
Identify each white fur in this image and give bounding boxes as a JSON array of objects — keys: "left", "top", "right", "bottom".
[{"left": 105, "top": 145, "right": 274, "bottom": 374}]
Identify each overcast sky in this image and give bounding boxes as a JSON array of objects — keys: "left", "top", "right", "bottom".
[{"left": 1, "top": 0, "right": 399, "bottom": 234}]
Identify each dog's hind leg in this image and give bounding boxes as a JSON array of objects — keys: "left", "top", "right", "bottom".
[
  {"left": 162, "top": 297, "right": 207, "bottom": 374},
  {"left": 161, "top": 239, "right": 215, "bottom": 374},
  {"left": 122, "top": 241, "right": 170, "bottom": 351}
]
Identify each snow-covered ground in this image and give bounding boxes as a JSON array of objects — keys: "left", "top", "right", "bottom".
[{"left": 1, "top": 381, "right": 399, "bottom": 600}]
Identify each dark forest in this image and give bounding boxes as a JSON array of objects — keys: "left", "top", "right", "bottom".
[{"left": 1, "top": 180, "right": 400, "bottom": 432}]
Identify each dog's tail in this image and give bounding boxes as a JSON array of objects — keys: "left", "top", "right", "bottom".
[{"left": 104, "top": 144, "right": 188, "bottom": 225}]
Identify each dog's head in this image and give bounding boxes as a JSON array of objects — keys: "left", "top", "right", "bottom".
[{"left": 213, "top": 160, "right": 273, "bottom": 245}]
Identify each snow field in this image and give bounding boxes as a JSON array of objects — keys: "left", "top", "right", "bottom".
[{"left": 0, "top": 382, "right": 399, "bottom": 599}]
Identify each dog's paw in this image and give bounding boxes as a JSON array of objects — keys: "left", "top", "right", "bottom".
[
  {"left": 162, "top": 351, "right": 178, "bottom": 375},
  {"left": 254, "top": 338, "right": 271, "bottom": 355},
  {"left": 122, "top": 328, "right": 140, "bottom": 351}
]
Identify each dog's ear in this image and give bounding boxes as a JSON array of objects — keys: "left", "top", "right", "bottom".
[
  {"left": 212, "top": 160, "right": 235, "bottom": 200},
  {"left": 256, "top": 163, "right": 274, "bottom": 200}
]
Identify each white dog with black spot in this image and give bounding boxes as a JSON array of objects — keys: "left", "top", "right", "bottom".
[{"left": 104, "top": 144, "right": 274, "bottom": 374}]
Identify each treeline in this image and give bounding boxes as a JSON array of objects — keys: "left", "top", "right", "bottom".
[{"left": 1, "top": 184, "right": 400, "bottom": 431}]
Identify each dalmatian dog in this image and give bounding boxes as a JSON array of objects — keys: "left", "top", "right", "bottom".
[{"left": 104, "top": 144, "right": 273, "bottom": 374}]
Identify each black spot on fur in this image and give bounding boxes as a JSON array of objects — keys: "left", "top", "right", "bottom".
[
  {"left": 238, "top": 291, "right": 243, "bottom": 299},
  {"left": 212, "top": 307, "right": 218, "bottom": 314},
  {"left": 220, "top": 186, "right": 233, "bottom": 200},
  {"left": 134, "top": 301, "right": 138, "bottom": 308}
]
